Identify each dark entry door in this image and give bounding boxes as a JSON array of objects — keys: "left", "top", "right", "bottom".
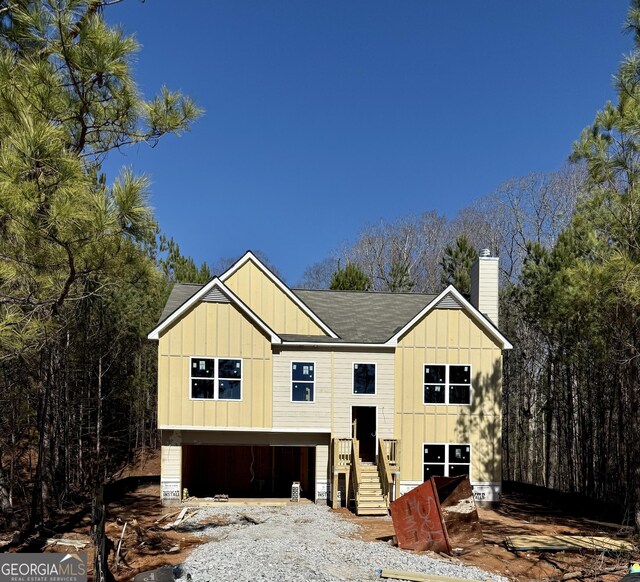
[{"left": 352, "top": 406, "right": 376, "bottom": 462}]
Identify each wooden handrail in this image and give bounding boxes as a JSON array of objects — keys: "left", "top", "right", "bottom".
[
  {"left": 377, "top": 438, "right": 394, "bottom": 506},
  {"left": 382, "top": 438, "right": 399, "bottom": 466},
  {"left": 351, "top": 438, "right": 361, "bottom": 506}
]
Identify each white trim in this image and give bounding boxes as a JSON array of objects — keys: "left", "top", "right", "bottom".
[
  {"left": 423, "top": 442, "right": 472, "bottom": 481},
  {"left": 290, "top": 360, "right": 316, "bottom": 403},
  {"left": 385, "top": 285, "right": 513, "bottom": 350},
  {"left": 220, "top": 251, "right": 338, "bottom": 338},
  {"left": 423, "top": 363, "right": 472, "bottom": 406},
  {"left": 147, "top": 277, "right": 282, "bottom": 343},
  {"left": 280, "top": 341, "right": 394, "bottom": 350},
  {"left": 352, "top": 362, "right": 377, "bottom": 395},
  {"left": 159, "top": 425, "right": 332, "bottom": 433},
  {"left": 189, "top": 356, "right": 243, "bottom": 402}
]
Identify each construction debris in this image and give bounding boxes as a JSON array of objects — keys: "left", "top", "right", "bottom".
[
  {"left": 132, "top": 565, "right": 176, "bottom": 582},
  {"left": 390, "top": 476, "right": 482, "bottom": 554},
  {"left": 378, "top": 568, "right": 484, "bottom": 582},
  {"left": 505, "top": 534, "right": 635, "bottom": 553},
  {"left": 239, "top": 513, "right": 264, "bottom": 525},
  {"left": 213, "top": 494, "right": 228, "bottom": 502},
  {"left": 115, "top": 521, "right": 128, "bottom": 569},
  {"left": 45, "top": 537, "right": 89, "bottom": 549}
]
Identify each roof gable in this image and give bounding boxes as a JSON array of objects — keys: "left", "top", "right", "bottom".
[
  {"left": 385, "top": 285, "right": 512, "bottom": 350},
  {"left": 220, "top": 252, "right": 338, "bottom": 338},
  {"left": 147, "top": 277, "right": 281, "bottom": 343}
]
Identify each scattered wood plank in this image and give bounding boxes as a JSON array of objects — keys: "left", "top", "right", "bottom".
[
  {"left": 154, "top": 511, "right": 178, "bottom": 525},
  {"left": 115, "top": 521, "right": 128, "bottom": 570},
  {"left": 559, "top": 565, "right": 628, "bottom": 581},
  {"left": 172, "top": 508, "right": 188, "bottom": 527},
  {"left": 379, "top": 569, "right": 484, "bottom": 582},
  {"left": 175, "top": 510, "right": 198, "bottom": 529},
  {"left": 505, "top": 534, "right": 634, "bottom": 553},
  {"left": 45, "top": 538, "right": 88, "bottom": 549}
]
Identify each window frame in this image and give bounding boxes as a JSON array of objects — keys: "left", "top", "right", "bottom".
[
  {"left": 352, "top": 362, "right": 377, "bottom": 395},
  {"left": 423, "top": 442, "right": 472, "bottom": 481},
  {"left": 189, "top": 356, "right": 243, "bottom": 401},
  {"left": 290, "top": 361, "right": 316, "bottom": 403},
  {"left": 423, "top": 364, "right": 472, "bottom": 406}
]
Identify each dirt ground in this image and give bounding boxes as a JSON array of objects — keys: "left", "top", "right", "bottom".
[{"left": 16, "top": 455, "right": 638, "bottom": 582}]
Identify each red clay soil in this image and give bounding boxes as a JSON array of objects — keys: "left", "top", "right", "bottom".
[
  {"left": 340, "top": 491, "right": 638, "bottom": 581},
  {"left": 102, "top": 485, "right": 638, "bottom": 581},
  {"left": 5, "top": 451, "right": 637, "bottom": 582}
]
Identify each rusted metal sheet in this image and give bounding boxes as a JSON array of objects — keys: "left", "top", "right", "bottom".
[
  {"left": 389, "top": 478, "right": 451, "bottom": 553},
  {"left": 390, "top": 476, "right": 483, "bottom": 554},
  {"left": 433, "top": 476, "right": 483, "bottom": 550}
]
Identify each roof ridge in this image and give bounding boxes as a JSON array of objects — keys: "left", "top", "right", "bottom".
[{"left": 292, "top": 288, "right": 437, "bottom": 297}]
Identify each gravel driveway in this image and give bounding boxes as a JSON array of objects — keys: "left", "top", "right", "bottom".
[{"left": 177, "top": 504, "right": 507, "bottom": 582}]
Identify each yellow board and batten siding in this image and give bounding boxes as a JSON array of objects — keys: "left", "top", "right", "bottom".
[
  {"left": 158, "top": 301, "right": 273, "bottom": 429},
  {"left": 224, "top": 259, "right": 326, "bottom": 336},
  {"left": 395, "top": 308, "right": 503, "bottom": 484}
]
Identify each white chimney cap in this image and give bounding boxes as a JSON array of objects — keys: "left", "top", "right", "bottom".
[{"left": 479, "top": 248, "right": 491, "bottom": 258}]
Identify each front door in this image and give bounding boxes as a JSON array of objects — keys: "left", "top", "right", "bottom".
[{"left": 352, "top": 406, "right": 376, "bottom": 463}]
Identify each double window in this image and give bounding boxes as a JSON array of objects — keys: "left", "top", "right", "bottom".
[
  {"left": 424, "top": 364, "right": 471, "bottom": 405},
  {"left": 190, "top": 357, "right": 242, "bottom": 400},
  {"left": 423, "top": 443, "right": 471, "bottom": 481},
  {"left": 291, "top": 362, "right": 315, "bottom": 402},
  {"left": 353, "top": 363, "right": 376, "bottom": 394}
]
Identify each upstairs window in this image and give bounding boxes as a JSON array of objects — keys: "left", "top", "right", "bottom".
[
  {"left": 353, "top": 363, "right": 376, "bottom": 395},
  {"left": 191, "top": 357, "right": 242, "bottom": 400},
  {"left": 292, "top": 362, "right": 315, "bottom": 402},
  {"left": 424, "top": 364, "right": 471, "bottom": 405},
  {"left": 423, "top": 443, "right": 471, "bottom": 481}
]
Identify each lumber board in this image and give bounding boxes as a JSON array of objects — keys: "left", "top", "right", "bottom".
[
  {"left": 379, "top": 569, "right": 483, "bottom": 582},
  {"left": 46, "top": 538, "right": 88, "bottom": 549},
  {"left": 504, "top": 534, "right": 634, "bottom": 552}
]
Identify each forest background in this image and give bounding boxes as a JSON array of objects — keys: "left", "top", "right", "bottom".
[{"left": 1, "top": 0, "right": 640, "bottom": 532}]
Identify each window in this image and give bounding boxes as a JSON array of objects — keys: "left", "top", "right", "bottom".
[
  {"left": 424, "top": 364, "right": 471, "bottom": 405},
  {"left": 191, "top": 357, "right": 241, "bottom": 400},
  {"left": 423, "top": 443, "right": 471, "bottom": 481},
  {"left": 292, "top": 362, "right": 314, "bottom": 402},
  {"left": 353, "top": 363, "right": 376, "bottom": 394}
]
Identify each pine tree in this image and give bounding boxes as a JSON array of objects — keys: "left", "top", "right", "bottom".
[
  {"left": 330, "top": 261, "right": 372, "bottom": 291},
  {"left": 0, "top": 0, "right": 200, "bottom": 527},
  {"left": 439, "top": 235, "right": 478, "bottom": 296}
]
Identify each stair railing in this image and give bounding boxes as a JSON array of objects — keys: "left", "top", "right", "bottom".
[
  {"left": 351, "top": 438, "right": 361, "bottom": 508},
  {"left": 377, "top": 438, "right": 394, "bottom": 507}
]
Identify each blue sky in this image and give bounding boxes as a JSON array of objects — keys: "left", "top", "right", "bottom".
[{"left": 104, "top": 1, "right": 631, "bottom": 284}]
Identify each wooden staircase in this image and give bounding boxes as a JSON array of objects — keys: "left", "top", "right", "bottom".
[
  {"left": 331, "top": 437, "right": 400, "bottom": 514},
  {"left": 355, "top": 462, "right": 388, "bottom": 516}
]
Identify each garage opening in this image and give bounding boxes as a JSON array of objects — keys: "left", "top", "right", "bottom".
[{"left": 182, "top": 445, "right": 316, "bottom": 500}]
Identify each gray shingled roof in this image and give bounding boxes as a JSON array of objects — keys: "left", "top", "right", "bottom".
[
  {"left": 156, "top": 283, "right": 437, "bottom": 344},
  {"left": 293, "top": 289, "right": 436, "bottom": 343},
  {"left": 158, "top": 283, "right": 203, "bottom": 325}
]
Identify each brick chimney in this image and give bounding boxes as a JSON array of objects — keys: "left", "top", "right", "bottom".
[{"left": 470, "top": 249, "right": 499, "bottom": 326}]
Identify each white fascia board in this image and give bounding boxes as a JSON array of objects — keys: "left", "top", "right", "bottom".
[
  {"left": 219, "top": 251, "right": 339, "bottom": 339},
  {"left": 278, "top": 341, "right": 393, "bottom": 350},
  {"left": 385, "top": 285, "right": 513, "bottom": 350},
  {"left": 147, "top": 277, "right": 281, "bottom": 344},
  {"left": 159, "top": 425, "right": 332, "bottom": 433}
]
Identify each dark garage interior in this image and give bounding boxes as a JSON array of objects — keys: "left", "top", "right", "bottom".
[{"left": 182, "top": 444, "right": 316, "bottom": 500}]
